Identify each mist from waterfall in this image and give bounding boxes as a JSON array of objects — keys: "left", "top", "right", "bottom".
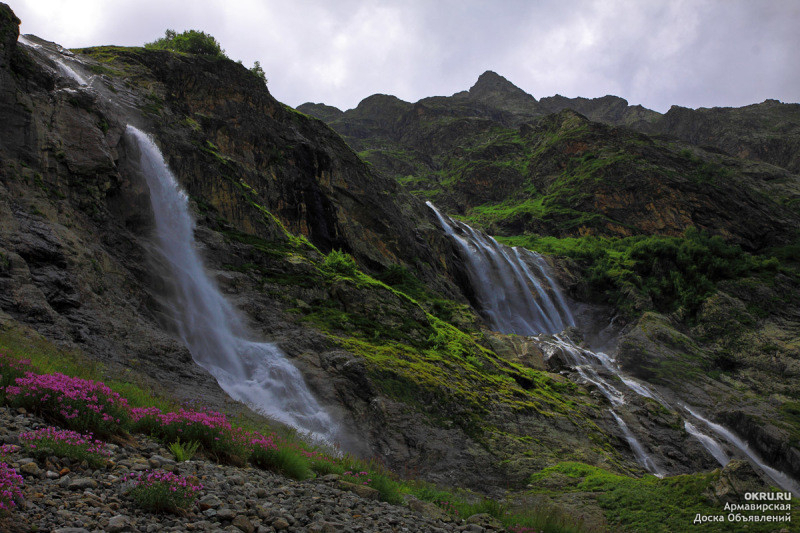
[
  {"left": 427, "top": 201, "right": 574, "bottom": 335},
  {"left": 126, "top": 125, "right": 338, "bottom": 444}
]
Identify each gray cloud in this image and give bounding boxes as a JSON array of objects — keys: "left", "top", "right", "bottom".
[{"left": 9, "top": 0, "right": 799, "bottom": 112}]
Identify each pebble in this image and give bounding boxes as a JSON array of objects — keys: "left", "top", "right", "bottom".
[{"left": 0, "top": 406, "right": 497, "bottom": 532}]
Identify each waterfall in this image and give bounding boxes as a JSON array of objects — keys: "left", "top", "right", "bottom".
[
  {"left": 126, "top": 125, "right": 338, "bottom": 444},
  {"left": 683, "top": 421, "right": 729, "bottom": 466},
  {"left": 611, "top": 410, "right": 665, "bottom": 477},
  {"left": 427, "top": 202, "right": 800, "bottom": 490},
  {"left": 683, "top": 406, "right": 800, "bottom": 497},
  {"left": 19, "top": 35, "right": 90, "bottom": 87},
  {"left": 427, "top": 201, "right": 573, "bottom": 335},
  {"left": 428, "top": 202, "right": 664, "bottom": 474},
  {"left": 537, "top": 334, "right": 662, "bottom": 475}
]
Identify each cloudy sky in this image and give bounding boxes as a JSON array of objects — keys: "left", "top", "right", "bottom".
[{"left": 9, "top": 0, "right": 800, "bottom": 113}]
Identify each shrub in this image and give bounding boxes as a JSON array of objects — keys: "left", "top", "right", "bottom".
[
  {"left": 306, "top": 450, "right": 342, "bottom": 476},
  {"left": 145, "top": 29, "right": 225, "bottom": 58},
  {"left": 131, "top": 407, "right": 248, "bottom": 462},
  {"left": 19, "top": 427, "right": 111, "bottom": 467},
  {"left": 341, "top": 467, "right": 402, "bottom": 504},
  {"left": 322, "top": 249, "right": 358, "bottom": 276},
  {"left": 168, "top": 438, "right": 200, "bottom": 462},
  {"left": 0, "top": 352, "right": 30, "bottom": 404},
  {"left": 250, "top": 60, "right": 267, "bottom": 84},
  {"left": 5, "top": 373, "right": 130, "bottom": 438},
  {"left": 125, "top": 470, "right": 202, "bottom": 514},
  {"left": 0, "top": 463, "right": 23, "bottom": 516},
  {"left": 248, "top": 434, "right": 311, "bottom": 480}
]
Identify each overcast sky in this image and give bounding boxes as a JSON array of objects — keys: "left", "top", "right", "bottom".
[{"left": 9, "top": 0, "right": 800, "bottom": 113}]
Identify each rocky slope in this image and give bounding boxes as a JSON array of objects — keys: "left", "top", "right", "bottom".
[
  {"left": 0, "top": 3, "right": 680, "bottom": 498},
  {"left": 299, "top": 69, "right": 800, "bottom": 486},
  {"left": 0, "top": 406, "right": 496, "bottom": 533}
]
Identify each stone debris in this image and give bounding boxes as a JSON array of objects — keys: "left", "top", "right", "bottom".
[{"left": 0, "top": 407, "right": 505, "bottom": 532}]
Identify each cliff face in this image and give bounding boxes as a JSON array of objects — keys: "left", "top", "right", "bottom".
[
  {"left": 0, "top": 5, "right": 670, "bottom": 491},
  {"left": 1, "top": 3, "right": 798, "bottom": 502},
  {"left": 300, "top": 69, "right": 800, "bottom": 484}
]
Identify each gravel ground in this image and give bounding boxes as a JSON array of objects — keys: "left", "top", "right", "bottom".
[{"left": 0, "top": 407, "right": 505, "bottom": 532}]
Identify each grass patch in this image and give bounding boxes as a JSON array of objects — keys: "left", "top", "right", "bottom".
[
  {"left": 498, "top": 228, "right": 779, "bottom": 318},
  {"left": 528, "top": 462, "right": 799, "bottom": 532}
]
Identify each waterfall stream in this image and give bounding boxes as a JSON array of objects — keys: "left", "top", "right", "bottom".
[
  {"left": 18, "top": 34, "right": 341, "bottom": 444},
  {"left": 429, "top": 203, "right": 800, "bottom": 494},
  {"left": 126, "top": 125, "right": 338, "bottom": 444},
  {"left": 427, "top": 202, "right": 574, "bottom": 334}
]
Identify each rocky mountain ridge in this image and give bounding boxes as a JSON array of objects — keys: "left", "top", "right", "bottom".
[
  {"left": 0, "top": 3, "right": 670, "bottom": 495},
  {"left": 298, "top": 67, "right": 800, "bottom": 491},
  {"left": 1, "top": 4, "right": 798, "bottom": 531}
]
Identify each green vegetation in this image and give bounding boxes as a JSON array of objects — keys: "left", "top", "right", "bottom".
[
  {"left": 321, "top": 249, "right": 358, "bottom": 276},
  {"left": 528, "top": 462, "right": 799, "bottom": 532},
  {"left": 168, "top": 438, "right": 200, "bottom": 462},
  {"left": 145, "top": 29, "right": 225, "bottom": 58},
  {"left": 499, "top": 228, "right": 779, "bottom": 317},
  {"left": 249, "top": 60, "right": 267, "bottom": 84},
  {"left": 248, "top": 443, "right": 313, "bottom": 480}
]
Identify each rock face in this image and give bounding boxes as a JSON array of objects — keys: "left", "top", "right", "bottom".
[
  {"left": 0, "top": 4, "right": 669, "bottom": 493},
  {"left": 300, "top": 67, "right": 800, "bottom": 488},
  {"left": 1, "top": 2, "right": 798, "bottom": 502}
]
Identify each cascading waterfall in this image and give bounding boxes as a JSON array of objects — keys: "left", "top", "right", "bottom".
[
  {"left": 683, "top": 406, "right": 800, "bottom": 496},
  {"left": 126, "top": 125, "right": 338, "bottom": 444},
  {"left": 428, "top": 202, "right": 664, "bottom": 474},
  {"left": 610, "top": 410, "right": 664, "bottom": 476},
  {"left": 683, "top": 421, "right": 729, "bottom": 466},
  {"left": 427, "top": 201, "right": 573, "bottom": 335},
  {"left": 19, "top": 35, "right": 90, "bottom": 87},
  {"left": 536, "top": 333, "right": 664, "bottom": 475},
  {"left": 428, "top": 202, "right": 800, "bottom": 493}
]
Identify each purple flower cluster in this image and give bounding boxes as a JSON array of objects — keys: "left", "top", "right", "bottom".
[
  {"left": 0, "top": 352, "right": 31, "bottom": 399},
  {"left": 437, "top": 499, "right": 459, "bottom": 516},
  {"left": 19, "top": 427, "right": 111, "bottom": 464},
  {"left": 0, "top": 352, "right": 30, "bottom": 374},
  {"left": 5, "top": 373, "right": 129, "bottom": 437},
  {"left": 124, "top": 469, "right": 203, "bottom": 492},
  {"left": 131, "top": 406, "right": 253, "bottom": 457},
  {"left": 342, "top": 470, "right": 373, "bottom": 486},
  {"left": 250, "top": 433, "right": 278, "bottom": 452},
  {"left": 0, "top": 444, "right": 18, "bottom": 457},
  {"left": 0, "top": 463, "right": 24, "bottom": 515},
  {"left": 507, "top": 527, "right": 540, "bottom": 533},
  {"left": 124, "top": 469, "right": 203, "bottom": 513}
]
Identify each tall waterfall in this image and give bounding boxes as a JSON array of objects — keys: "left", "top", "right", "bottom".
[
  {"left": 428, "top": 203, "right": 800, "bottom": 494},
  {"left": 427, "top": 202, "right": 574, "bottom": 335},
  {"left": 126, "top": 125, "right": 338, "bottom": 443}
]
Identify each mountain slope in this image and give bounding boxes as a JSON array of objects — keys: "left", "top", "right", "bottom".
[
  {"left": 300, "top": 71, "right": 800, "bottom": 486},
  {"left": 0, "top": 5, "right": 677, "bottom": 494}
]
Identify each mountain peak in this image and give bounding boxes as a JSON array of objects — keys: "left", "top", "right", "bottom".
[
  {"left": 465, "top": 70, "right": 543, "bottom": 119},
  {"left": 469, "top": 70, "right": 527, "bottom": 98}
]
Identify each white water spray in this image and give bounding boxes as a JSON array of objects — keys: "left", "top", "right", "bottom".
[
  {"left": 126, "top": 125, "right": 338, "bottom": 444},
  {"left": 683, "top": 406, "right": 800, "bottom": 497},
  {"left": 611, "top": 410, "right": 665, "bottom": 477},
  {"left": 427, "top": 201, "right": 573, "bottom": 334}
]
